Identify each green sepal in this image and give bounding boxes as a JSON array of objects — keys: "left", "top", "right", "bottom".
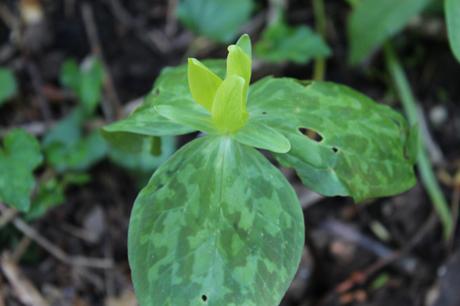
[
  {"left": 233, "top": 121, "right": 291, "bottom": 153},
  {"left": 156, "top": 105, "right": 217, "bottom": 134}
]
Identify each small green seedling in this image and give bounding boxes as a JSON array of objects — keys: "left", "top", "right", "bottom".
[
  {"left": 0, "top": 129, "right": 43, "bottom": 212},
  {"left": 347, "top": 0, "right": 431, "bottom": 64},
  {"left": 177, "top": 0, "right": 254, "bottom": 43},
  {"left": 104, "top": 34, "right": 416, "bottom": 305},
  {"left": 0, "top": 68, "right": 17, "bottom": 106},
  {"left": 255, "top": 19, "right": 331, "bottom": 64}
]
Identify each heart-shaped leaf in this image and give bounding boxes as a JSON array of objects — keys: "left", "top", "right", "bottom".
[{"left": 129, "top": 135, "right": 304, "bottom": 305}]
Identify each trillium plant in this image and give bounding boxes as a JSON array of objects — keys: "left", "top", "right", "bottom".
[{"left": 104, "top": 34, "right": 416, "bottom": 306}]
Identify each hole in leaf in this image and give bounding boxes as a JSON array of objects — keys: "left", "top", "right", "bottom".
[
  {"left": 154, "top": 182, "right": 165, "bottom": 192},
  {"left": 201, "top": 295, "right": 208, "bottom": 302},
  {"left": 332, "top": 147, "right": 339, "bottom": 153},
  {"left": 299, "top": 128, "right": 323, "bottom": 142}
]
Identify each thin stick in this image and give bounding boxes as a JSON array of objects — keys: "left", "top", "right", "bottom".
[
  {"left": 384, "top": 43, "right": 453, "bottom": 240},
  {"left": 0, "top": 207, "right": 17, "bottom": 229},
  {"left": 165, "top": 0, "right": 178, "bottom": 37},
  {"left": 313, "top": 0, "right": 327, "bottom": 81},
  {"left": 26, "top": 61, "right": 52, "bottom": 127},
  {"left": 0, "top": 205, "right": 113, "bottom": 269},
  {"left": 1, "top": 253, "right": 48, "bottom": 306},
  {"left": 81, "top": 3, "right": 122, "bottom": 121}
]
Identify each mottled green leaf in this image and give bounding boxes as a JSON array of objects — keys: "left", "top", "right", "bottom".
[
  {"left": 445, "top": 0, "right": 460, "bottom": 62},
  {"left": 247, "top": 78, "right": 416, "bottom": 201},
  {"left": 348, "top": 0, "right": 430, "bottom": 64},
  {"left": 103, "top": 60, "right": 226, "bottom": 148},
  {"left": 255, "top": 21, "right": 331, "bottom": 64},
  {"left": 176, "top": 0, "right": 253, "bottom": 43},
  {"left": 0, "top": 68, "right": 17, "bottom": 106},
  {"left": 129, "top": 136, "right": 304, "bottom": 306},
  {"left": 0, "top": 129, "right": 43, "bottom": 212}
]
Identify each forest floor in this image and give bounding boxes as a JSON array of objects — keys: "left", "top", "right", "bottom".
[{"left": 1, "top": 1, "right": 460, "bottom": 306}]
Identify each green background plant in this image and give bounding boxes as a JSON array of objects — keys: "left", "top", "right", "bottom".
[{"left": 0, "top": 68, "right": 17, "bottom": 106}]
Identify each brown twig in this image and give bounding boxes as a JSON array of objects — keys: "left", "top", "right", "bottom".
[
  {"left": 81, "top": 3, "right": 122, "bottom": 121},
  {"left": 0, "top": 205, "right": 113, "bottom": 269},
  {"left": 11, "top": 236, "right": 32, "bottom": 262},
  {"left": 320, "top": 211, "right": 437, "bottom": 302},
  {"left": 106, "top": 0, "right": 134, "bottom": 29},
  {"left": 321, "top": 219, "right": 419, "bottom": 274},
  {"left": 0, "top": 207, "right": 18, "bottom": 229},
  {"left": 165, "top": 0, "right": 178, "bottom": 37},
  {"left": 1, "top": 253, "right": 48, "bottom": 306}
]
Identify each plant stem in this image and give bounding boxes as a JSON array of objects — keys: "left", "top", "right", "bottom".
[
  {"left": 384, "top": 43, "right": 453, "bottom": 241},
  {"left": 313, "top": 0, "right": 327, "bottom": 81}
]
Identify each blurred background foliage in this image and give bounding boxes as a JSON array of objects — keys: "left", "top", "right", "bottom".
[{"left": 0, "top": 0, "right": 459, "bottom": 305}]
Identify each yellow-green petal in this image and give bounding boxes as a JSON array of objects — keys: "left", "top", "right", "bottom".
[
  {"left": 188, "top": 58, "right": 223, "bottom": 111},
  {"left": 236, "top": 33, "right": 252, "bottom": 58},
  {"left": 212, "top": 75, "right": 248, "bottom": 133},
  {"left": 226, "top": 45, "right": 251, "bottom": 99}
]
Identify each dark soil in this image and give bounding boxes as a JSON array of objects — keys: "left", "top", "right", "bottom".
[{"left": 1, "top": 1, "right": 459, "bottom": 306}]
